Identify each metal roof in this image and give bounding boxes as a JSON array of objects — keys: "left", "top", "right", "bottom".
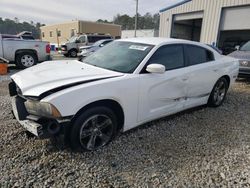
[{"left": 160, "top": 0, "right": 192, "bottom": 13}]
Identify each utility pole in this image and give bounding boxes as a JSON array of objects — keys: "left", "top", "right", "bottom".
[{"left": 134, "top": 0, "right": 138, "bottom": 37}]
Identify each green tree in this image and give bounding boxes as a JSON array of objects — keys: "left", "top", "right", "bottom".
[
  {"left": 111, "top": 12, "right": 160, "bottom": 30},
  {"left": 0, "top": 18, "right": 45, "bottom": 39}
]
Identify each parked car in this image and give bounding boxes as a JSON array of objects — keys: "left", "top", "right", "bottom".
[
  {"left": 9, "top": 38, "right": 239, "bottom": 151},
  {"left": 228, "top": 40, "right": 250, "bottom": 77},
  {"left": 0, "top": 34, "right": 50, "bottom": 68},
  {"left": 61, "top": 34, "right": 112, "bottom": 57},
  {"left": 79, "top": 39, "right": 114, "bottom": 58},
  {"left": 221, "top": 38, "right": 247, "bottom": 55}
]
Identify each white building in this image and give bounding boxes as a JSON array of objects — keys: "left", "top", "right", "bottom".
[
  {"left": 122, "top": 29, "right": 159, "bottom": 39},
  {"left": 159, "top": 0, "right": 250, "bottom": 51}
]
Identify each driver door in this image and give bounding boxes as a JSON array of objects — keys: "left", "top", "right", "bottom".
[
  {"left": 76, "top": 36, "right": 87, "bottom": 49},
  {"left": 138, "top": 44, "right": 189, "bottom": 123}
]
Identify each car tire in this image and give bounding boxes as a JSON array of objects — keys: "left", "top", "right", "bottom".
[
  {"left": 69, "top": 49, "right": 78, "bottom": 58},
  {"left": 16, "top": 52, "right": 37, "bottom": 69},
  {"left": 208, "top": 77, "right": 229, "bottom": 107},
  {"left": 70, "top": 106, "right": 118, "bottom": 151}
]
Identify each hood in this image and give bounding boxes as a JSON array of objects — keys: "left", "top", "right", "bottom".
[
  {"left": 11, "top": 60, "right": 123, "bottom": 97},
  {"left": 228, "top": 50, "right": 250, "bottom": 60}
]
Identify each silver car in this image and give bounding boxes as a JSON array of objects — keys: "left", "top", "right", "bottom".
[{"left": 228, "top": 41, "right": 250, "bottom": 78}]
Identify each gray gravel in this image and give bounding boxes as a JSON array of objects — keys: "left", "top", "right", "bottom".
[{"left": 0, "top": 80, "right": 250, "bottom": 187}]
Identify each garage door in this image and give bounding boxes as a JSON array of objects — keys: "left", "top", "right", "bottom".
[
  {"left": 220, "top": 6, "right": 250, "bottom": 31},
  {"left": 174, "top": 11, "right": 203, "bottom": 21}
]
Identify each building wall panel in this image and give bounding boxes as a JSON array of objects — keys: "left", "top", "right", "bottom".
[{"left": 160, "top": 0, "right": 250, "bottom": 44}]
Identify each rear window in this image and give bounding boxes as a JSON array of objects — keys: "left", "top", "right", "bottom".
[{"left": 185, "top": 45, "right": 214, "bottom": 66}]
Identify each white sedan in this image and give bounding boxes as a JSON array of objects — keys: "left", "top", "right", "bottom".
[{"left": 9, "top": 38, "right": 239, "bottom": 151}]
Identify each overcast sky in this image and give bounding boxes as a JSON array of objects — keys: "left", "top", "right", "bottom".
[{"left": 1, "top": 0, "right": 182, "bottom": 24}]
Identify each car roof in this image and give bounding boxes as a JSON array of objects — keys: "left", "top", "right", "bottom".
[
  {"left": 118, "top": 37, "right": 189, "bottom": 45},
  {"left": 118, "top": 37, "right": 221, "bottom": 58}
]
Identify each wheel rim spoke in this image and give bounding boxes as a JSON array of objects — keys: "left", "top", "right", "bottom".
[
  {"left": 98, "top": 132, "right": 110, "bottom": 143},
  {"left": 98, "top": 119, "right": 112, "bottom": 130},
  {"left": 87, "top": 134, "right": 97, "bottom": 150},
  {"left": 214, "top": 81, "right": 226, "bottom": 104},
  {"left": 91, "top": 116, "right": 98, "bottom": 126},
  {"left": 80, "top": 129, "right": 92, "bottom": 139}
]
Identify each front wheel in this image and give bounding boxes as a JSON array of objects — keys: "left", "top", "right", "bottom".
[
  {"left": 69, "top": 49, "right": 78, "bottom": 58},
  {"left": 208, "top": 77, "right": 229, "bottom": 107},
  {"left": 70, "top": 107, "right": 118, "bottom": 151}
]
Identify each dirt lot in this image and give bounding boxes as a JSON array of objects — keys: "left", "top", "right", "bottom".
[{"left": 0, "top": 79, "right": 250, "bottom": 187}]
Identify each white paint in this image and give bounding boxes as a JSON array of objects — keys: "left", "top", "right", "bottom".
[{"left": 11, "top": 38, "right": 239, "bottom": 132}]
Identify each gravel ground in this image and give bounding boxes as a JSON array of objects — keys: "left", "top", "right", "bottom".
[{"left": 0, "top": 80, "right": 250, "bottom": 187}]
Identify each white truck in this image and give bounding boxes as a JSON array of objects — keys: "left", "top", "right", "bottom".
[
  {"left": 61, "top": 34, "right": 112, "bottom": 57},
  {"left": 0, "top": 34, "right": 51, "bottom": 68}
]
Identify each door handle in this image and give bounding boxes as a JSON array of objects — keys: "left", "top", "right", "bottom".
[{"left": 182, "top": 77, "right": 188, "bottom": 81}]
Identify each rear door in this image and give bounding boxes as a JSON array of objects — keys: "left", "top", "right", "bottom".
[
  {"left": 184, "top": 44, "right": 220, "bottom": 107},
  {"left": 138, "top": 44, "right": 189, "bottom": 122}
]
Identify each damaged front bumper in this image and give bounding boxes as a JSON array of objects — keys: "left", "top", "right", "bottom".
[{"left": 11, "top": 95, "right": 71, "bottom": 139}]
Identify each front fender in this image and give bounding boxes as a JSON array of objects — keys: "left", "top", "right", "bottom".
[{"left": 41, "top": 75, "right": 140, "bottom": 129}]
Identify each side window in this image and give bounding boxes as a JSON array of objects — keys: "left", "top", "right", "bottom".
[
  {"left": 148, "top": 45, "right": 185, "bottom": 71},
  {"left": 87, "top": 36, "right": 93, "bottom": 43},
  {"left": 79, "top": 36, "right": 86, "bottom": 43},
  {"left": 185, "top": 45, "right": 214, "bottom": 66}
]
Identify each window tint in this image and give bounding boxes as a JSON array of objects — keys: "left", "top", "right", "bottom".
[
  {"left": 240, "top": 41, "right": 250, "bottom": 51},
  {"left": 88, "top": 36, "right": 112, "bottom": 43},
  {"left": 148, "top": 45, "right": 185, "bottom": 71},
  {"left": 185, "top": 45, "right": 214, "bottom": 66}
]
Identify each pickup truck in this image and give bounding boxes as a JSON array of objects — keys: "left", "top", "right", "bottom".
[
  {"left": 61, "top": 34, "right": 112, "bottom": 57},
  {"left": 0, "top": 34, "right": 51, "bottom": 68}
]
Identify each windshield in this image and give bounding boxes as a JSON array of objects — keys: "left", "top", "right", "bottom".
[
  {"left": 69, "top": 36, "right": 78, "bottom": 43},
  {"left": 82, "top": 41, "right": 154, "bottom": 73},
  {"left": 240, "top": 41, "right": 250, "bottom": 51}
]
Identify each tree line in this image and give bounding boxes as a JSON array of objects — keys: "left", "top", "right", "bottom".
[
  {"left": 0, "top": 13, "right": 159, "bottom": 38},
  {"left": 97, "top": 12, "right": 160, "bottom": 30},
  {"left": 0, "top": 17, "right": 44, "bottom": 39}
]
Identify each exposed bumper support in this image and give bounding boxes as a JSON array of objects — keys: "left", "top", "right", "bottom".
[{"left": 11, "top": 96, "right": 71, "bottom": 139}]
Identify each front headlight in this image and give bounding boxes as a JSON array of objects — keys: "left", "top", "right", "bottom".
[
  {"left": 25, "top": 100, "right": 61, "bottom": 118},
  {"left": 239, "top": 60, "right": 250, "bottom": 67}
]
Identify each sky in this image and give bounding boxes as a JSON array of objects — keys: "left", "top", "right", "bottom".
[{"left": 1, "top": 0, "right": 182, "bottom": 24}]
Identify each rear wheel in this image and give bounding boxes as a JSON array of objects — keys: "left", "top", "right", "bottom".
[
  {"left": 16, "top": 52, "right": 37, "bottom": 69},
  {"left": 208, "top": 77, "right": 229, "bottom": 107},
  {"left": 70, "top": 107, "right": 117, "bottom": 151}
]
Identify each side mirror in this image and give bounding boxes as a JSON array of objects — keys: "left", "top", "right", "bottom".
[
  {"left": 146, "top": 64, "right": 165, "bottom": 74},
  {"left": 75, "top": 39, "right": 80, "bottom": 43},
  {"left": 235, "top": 45, "right": 240, "bottom": 51}
]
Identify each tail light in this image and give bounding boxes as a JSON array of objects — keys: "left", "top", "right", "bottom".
[{"left": 46, "top": 44, "right": 51, "bottom": 54}]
